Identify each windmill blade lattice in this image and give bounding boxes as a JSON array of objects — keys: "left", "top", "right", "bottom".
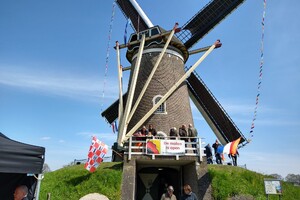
[{"left": 176, "top": 0, "right": 245, "bottom": 49}]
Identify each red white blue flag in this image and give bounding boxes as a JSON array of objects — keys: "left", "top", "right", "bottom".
[
  {"left": 84, "top": 136, "right": 108, "bottom": 172},
  {"left": 223, "top": 137, "right": 241, "bottom": 155},
  {"left": 217, "top": 137, "right": 241, "bottom": 155},
  {"left": 111, "top": 120, "right": 118, "bottom": 133}
]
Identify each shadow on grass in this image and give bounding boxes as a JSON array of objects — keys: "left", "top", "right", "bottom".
[
  {"left": 198, "top": 171, "right": 212, "bottom": 200},
  {"left": 66, "top": 173, "right": 92, "bottom": 186},
  {"left": 104, "top": 163, "right": 123, "bottom": 170}
]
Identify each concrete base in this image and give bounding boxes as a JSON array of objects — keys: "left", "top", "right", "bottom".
[{"left": 120, "top": 154, "right": 212, "bottom": 200}]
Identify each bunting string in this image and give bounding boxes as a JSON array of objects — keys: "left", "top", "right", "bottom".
[
  {"left": 101, "top": 2, "right": 116, "bottom": 111},
  {"left": 248, "top": 0, "right": 267, "bottom": 142}
]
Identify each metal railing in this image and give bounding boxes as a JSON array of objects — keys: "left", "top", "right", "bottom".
[{"left": 123, "top": 136, "right": 206, "bottom": 162}]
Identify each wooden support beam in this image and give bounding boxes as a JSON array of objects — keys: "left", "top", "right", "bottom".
[
  {"left": 116, "top": 41, "right": 123, "bottom": 130},
  {"left": 123, "top": 40, "right": 221, "bottom": 143},
  {"left": 127, "top": 23, "right": 178, "bottom": 123},
  {"left": 118, "top": 34, "right": 146, "bottom": 146}
]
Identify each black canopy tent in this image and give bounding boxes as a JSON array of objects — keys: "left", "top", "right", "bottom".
[{"left": 0, "top": 133, "right": 45, "bottom": 200}]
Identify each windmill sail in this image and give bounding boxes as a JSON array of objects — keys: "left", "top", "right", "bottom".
[
  {"left": 176, "top": 0, "right": 245, "bottom": 49},
  {"left": 186, "top": 70, "right": 246, "bottom": 145},
  {"left": 116, "top": 0, "right": 152, "bottom": 33},
  {"left": 101, "top": 93, "right": 127, "bottom": 125},
  {"left": 101, "top": 69, "right": 247, "bottom": 146},
  {"left": 102, "top": 0, "right": 248, "bottom": 147}
]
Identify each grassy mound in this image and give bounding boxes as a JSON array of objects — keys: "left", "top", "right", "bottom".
[
  {"left": 208, "top": 165, "right": 300, "bottom": 200},
  {"left": 40, "top": 162, "right": 300, "bottom": 200},
  {"left": 40, "top": 162, "right": 123, "bottom": 200}
]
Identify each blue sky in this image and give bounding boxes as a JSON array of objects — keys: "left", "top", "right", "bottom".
[{"left": 0, "top": 1, "right": 299, "bottom": 177}]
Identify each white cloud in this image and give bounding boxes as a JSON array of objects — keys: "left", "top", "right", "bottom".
[
  {"left": 190, "top": 99, "right": 300, "bottom": 128},
  {"left": 238, "top": 151, "right": 300, "bottom": 177},
  {"left": 0, "top": 67, "right": 119, "bottom": 102},
  {"left": 76, "top": 131, "right": 117, "bottom": 143},
  {"left": 40, "top": 136, "right": 51, "bottom": 140}
]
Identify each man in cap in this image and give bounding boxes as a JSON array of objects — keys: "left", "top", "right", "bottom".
[
  {"left": 161, "top": 185, "right": 177, "bottom": 200},
  {"left": 212, "top": 140, "right": 222, "bottom": 164}
]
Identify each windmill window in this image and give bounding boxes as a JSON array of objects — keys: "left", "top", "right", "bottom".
[
  {"left": 151, "top": 27, "right": 159, "bottom": 36},
  {"left": 153, "top": 95, "right": 167, "bottom": 114},
  {"left": 129, "top": 34, "right": 137, "bottom": 43},
  {"left": 138, "top": 30, "right": 149, "bottom": 39}
]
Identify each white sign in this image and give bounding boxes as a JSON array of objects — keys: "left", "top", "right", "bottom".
[
  {"left": 264, "top": 179, "right": 282, "bottom": 195},
  {"left": 146, "top": 139, "right": 185, "bottom": 155}
]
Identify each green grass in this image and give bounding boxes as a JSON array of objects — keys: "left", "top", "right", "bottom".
[
  {"left": 40, "top": 162, "right": 300, "bottom": 200},
  {"left": 40, "top": 162, "right": 123, "bottom": 200}
]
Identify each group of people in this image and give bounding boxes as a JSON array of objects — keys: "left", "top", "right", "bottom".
[
  {"left": 133, "top": 124, "right": 158, "bottom": 137},
  {"left": 161, "top": 184, "right": 198, "bottom": 200},
  {"left": 133, "top": 123, "right": 199, "bottom": 153},
  {"left": 133, "top": 123, "right": 198, "bottom": 141},
  {"left": 169, "top": 124, "right": 198, "bottom": 142},
  {"left": 204, "top": 140, "right": 240, "bottom": 166}
]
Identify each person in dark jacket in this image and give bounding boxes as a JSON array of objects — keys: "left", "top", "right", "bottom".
[
  {"left": 204, "top": 143, "right": 213, "bottom": 164},
  {"left": 229, "top": 150, "right": 239, "bottom": 166},
  {"left": 169, "top": 127, "right": 178, "bottom": 139},
  {"left": 188, "top": 124, "right": 198, "bottom": 153},
  {"left": 212, "top": 140, "right": 222, "bottom": 164},
  {"left": 148, "top": 124, "right": 157, "bottom": 136},
  {"left": 181, "top": 184, "right": 198, "bottom": 200},
  {"left": 178, "top": 124, "right": 188, "bottom": 142}
]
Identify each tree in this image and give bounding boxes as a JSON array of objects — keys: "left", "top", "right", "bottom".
[
  {"left": 269, "top": 173, "right": 283, "bottom": 180},
  {"left": 42, "top": 163, "right": 51, "bottom": 173},
  {"left": 285, "top": 174, "right": 300, "bottom": 185}
]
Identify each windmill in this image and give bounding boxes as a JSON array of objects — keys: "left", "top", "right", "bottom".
[{"left": 102, "top": 0, "right": 248, "bottom": 153}]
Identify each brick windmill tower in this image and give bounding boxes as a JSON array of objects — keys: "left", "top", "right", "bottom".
[{"left": 102, "top": 0, "right": 248, "bottom": 149}]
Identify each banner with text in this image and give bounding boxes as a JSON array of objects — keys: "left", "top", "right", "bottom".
[{"left": 146, "top": 139, "right": 185, "bottom": 155}]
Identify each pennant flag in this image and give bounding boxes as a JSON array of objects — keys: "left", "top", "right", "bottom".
[
  {"left": 114, "top": 120, "right": 118, "bottom": 132},
  {"left": 84, "top": 136, "right": 108, "bottom": 172},
  {"left": 223, "top": 137, "right": 241, "bottom": 155},
  {"left": 124, "top": 19, "right": 131, "bottom": 44},
  {"left": 111, "top": 122, "right": 115, "bottom": 133},
  {"left": 111, "top": 120, "right": 118, "bottom": 133}
]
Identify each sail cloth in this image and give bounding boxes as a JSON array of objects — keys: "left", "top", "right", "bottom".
[
  {"left": 85, "top": 136, "right": 108, "bottom": 172},
  {"left": 217, "top": 137, "right": 241, "bottom": 155}
]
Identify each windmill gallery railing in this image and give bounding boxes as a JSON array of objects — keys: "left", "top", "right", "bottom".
[{"left": 123, "top": 136, "right": 206, "bottom": 162}]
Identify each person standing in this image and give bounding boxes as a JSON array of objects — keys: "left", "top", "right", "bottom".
[
  {"left": 229, "top": 150, "right": 239, "bottom": 166},
  {"left": 181, "top": 184, "right": 198, "bottom": 200},
  {"left": 148, "top": 124, "right": 157, "bottom": 136},
  {"left": 14, "top": 185, "right": 29, "bottom": 200},
  {"left": 139, "top": 125, "right": 148, "bottom": 136},
  {"left": 161, "top": 185, "right": 177, "bottom": 200},
  {"left": 212, "top": 140, "right": 222, "bottom": 164},
  {"left": 188, "top": 124, "right": 198, "bottom": 153},
  {"left": 169, "top": 127, "right": 178, "bottom": 139},
  {"left": 204, "top": 143, "right": 213, "bottom": 164},
  {"left": 178, "top": 124, "right": 188, "bottom": 142},
  {"left": 133, "top": 125, "right": 148, "bottom": 150}
]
